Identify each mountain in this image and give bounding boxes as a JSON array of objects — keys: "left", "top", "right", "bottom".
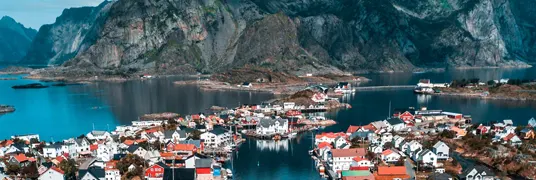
[
  {"left": 21, "top": 2, "right": 113, "bottom": 65},
  {"left": 0, "top": 16, "right": 37, "bottom": 63},
  {"left": 22, "top": 0, "right": 536, "bottom": 74}
]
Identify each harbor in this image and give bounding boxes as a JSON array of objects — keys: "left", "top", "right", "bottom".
[{"left": 1, "top": 67, "right": 536, "bottom": 179}]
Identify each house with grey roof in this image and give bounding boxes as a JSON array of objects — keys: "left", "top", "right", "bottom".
[
  {"left": 86, "top": 131, "right": 111, "bottom": 141},
  {"left": 433, "top": 141, "right": 450, "bottom": 160},
  {"left": 79, "top": 167, "right": 105, "bottom": 180},
  {"left": 163, "top": 130, "right": 188, "bottom": 143},
  {"left": 200, "top": 127, "right": 231, "bottom": 148},
  {"left": 43, "top": 142, "right": 63, "bottom": 158},
  {"left": 413, "top": 149, "right": 438, "bottom": 167},
  {"left": 255, "top": 118, "right": 288, "bottom": 135},
  {"left": 459, "top": 165, "right": 495, "bottom": 180}
]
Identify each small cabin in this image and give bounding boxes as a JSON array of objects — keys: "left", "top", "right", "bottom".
[{"left": 241, "top": 82, "right": 252, "bottom": 88}]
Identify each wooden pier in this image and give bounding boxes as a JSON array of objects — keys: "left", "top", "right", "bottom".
[{"left": 354, "top": 85, "right": 416, "bottom": 91}]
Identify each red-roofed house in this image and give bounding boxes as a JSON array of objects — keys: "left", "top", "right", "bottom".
[
  {"left": 166, "top": 143, "right": 197, "bottom": 154},
  {"left": 39, "top": 166, "right": 65, "bottom": 180},
  {"left": 347, "top": 126, "right": 361, "bottom": 135},
  {"left": 331, "top": 148, "right": 367, "bottom": 173},
  {"left": 317, "top": 142, "right": 333, "bottom": 149},
  {"left": 123, "top": 140, "right": 135, "bottom": 146},
  {"left": 8, "top": 153, "right": 29, "bottom": 167},
  {"left": 374, "top": 166, "right": 410, "bottom": 180},
  {"left": 381, "top": 149, "right": 402, "bottom": 163},
  {"left": 350, "top": 156, "right": 373, "bottom": 169},
  {"left": 315, "top": 132, "right": 347, "bottom": 145},
  {"left": 398, "top": 111, "right": 414, "bottom": 121}
]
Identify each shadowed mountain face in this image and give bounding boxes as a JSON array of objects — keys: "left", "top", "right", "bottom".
[
  {"left": 20, "top": 0, "right": 536, "bottom": 74},
  {"left": 0, "top": 16, "right": 37, "bottom": 64}
]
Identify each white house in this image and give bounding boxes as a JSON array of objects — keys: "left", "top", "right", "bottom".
[
  {"left": 351, "top": 156, "right": 373, "bottom": 168},
  {"left": 38, "top": 167, "right": 64, "bottom": 180},
  {"left": 79, "top": 167, "right": 105, "bottom": 180},
  {"left": 86, "top": 131, "right": 111, "bottom": 141},
  {"left": 414, "top": 149, "right": 438, "bottom": 167},
  {"left": 126, "top": 145, "right": 147, "bottom": 158},
  {"left": 43, "top": 143, "right": 63, "bottom": 158},
  {"left": 144, "top": 150, "right": 161, "bottom": 163},
  {"left": 392, "top": 135, "right": 405, "bottom": 148},
  {"left": 105, "top": 168, "right": 120, "bottom": 180},
  {"left": 200, "top": 128, "right": 231, "bottom": 148},
  {"left": 256, "top": 118, "right": 289, "bottom": 135},
  {"left": 334, "top": 136, "right": 349, "bottom": 149},
  {"left": 330, "top": 148, "right": 367, "bottom": 172},
  {"left": 369, "top": 145, "right": 383, "bottom": 154},
  {"left": 385, "top": 118, "right": 406, "bottom": 132},
  {"left": 381, "top": 149, "right": 402, "bottom": 163},
  {"left": 163, "top": 130, "right": 188, "bottom": 142},
  {"left": 405, "top": 140, "right": 423, "bottom": 156},
  {"left": 380, "top": 133, "right": 393, "bottom": 145},
  {"left": 433, "top": 141, "right": 450, "bottom": 160},
  {"left": 283, "top": 102, "right": 296, "bottom": 110},
  {"left": 460, "top": 165, "right": 495, "bottom": 180},
  {"left": 74, "top": 138, "right": 91, "bottom": 156}
]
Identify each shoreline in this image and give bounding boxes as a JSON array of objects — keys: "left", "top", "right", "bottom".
[{"left": 432, "top": 92, "right": 536, "bottom": 101}]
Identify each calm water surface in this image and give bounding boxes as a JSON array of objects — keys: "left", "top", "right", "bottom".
[{"left": 1, "top": 67, "right": 536, "bottom": 179}]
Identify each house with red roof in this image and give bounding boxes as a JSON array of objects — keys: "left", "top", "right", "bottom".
[
  {"left": 315, "top": 132, "right": 347, "bottom": 145},
  {"left": 166, "top": 143, "right": 197, "bottom": 155},
  {"left": 8, "top": 153, "right": 30, "bottom": 167},
  {"left": 38, "top": 166, "right": 65, "bottom": 180},
  {"left": 145, "top": 162, "right": 168, "bottom": 179},
  {"left": 381, "top": 149, "right": 402, "bottom": 163},
  {"left": 398, "top": 111, "right": 415, "bottom": 121},
  {"left": 374, "top": 166, "right": 410, "bottom": 180},
  {"left": 502, "top": 133, "right": 522, "bottom": 146},
  {"left": 350, "top": 156, "right": 373, "bottom": 169},
  {"left": 330, "top": 148, "right": 367, "bottom": 174}
]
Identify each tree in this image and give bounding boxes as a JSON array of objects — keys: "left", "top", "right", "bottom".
[
  {"left": 116, "top": 154, "right": 145, "bottom": 174},
  {"left": 59, "top": 159, "right": 78, "bottom": 180},
  {"left": 384, "top": 142, "right": 394, "bottom": 149},
  {"left": 5, "top": 164, "right": 20, "bottom": 175},
  {"left": 20, "top": 163, "right": 39, "bottom": 179},
  {"left": 395, "top": 158, "right": 405, "bottom": 166},
  {"left": 366, "top": 151, "right": 376, "bottom": 160},
  {"left": 29, "top": 138, "right": 40, "bottom": 144},
  {"left": 190, "top": 130, "right": 202, "bottom": 140},
  {"left": 440, "top": 130, "right": 456, "bottom": 139},
  {"left": 150, "top": 140, "right": 162, "bottom": 151}
]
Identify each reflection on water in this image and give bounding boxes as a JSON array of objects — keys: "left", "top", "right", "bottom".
[
  {"left": 361, "top": 67, "right": 536, "bottom": 86},
  {"left": 256, "top": 139, "right": 289, "bottom": 152},
  {"left": 0, "top": 76, "right": 273, "bottom": 140},
  {"left": 416, "top": 94, "right": 432, "bottom": 105}
]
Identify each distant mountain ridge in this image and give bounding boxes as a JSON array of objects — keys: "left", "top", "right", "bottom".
[
  {"left": 15, "top": 0, "right": 536, "bottom": 75},
  {"left": 0, "top": 16, "right": 37, "bottom": 63}
]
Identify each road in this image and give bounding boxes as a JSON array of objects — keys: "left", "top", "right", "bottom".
[{"left": 405, "top": 157, "right": 416, "bottom": 180}]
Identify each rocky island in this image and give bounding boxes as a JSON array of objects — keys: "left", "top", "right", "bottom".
[{"left": 434, "top": 79, "right": 536, "bottom": 101}]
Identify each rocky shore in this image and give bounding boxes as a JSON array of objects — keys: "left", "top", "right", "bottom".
[{"left": 434, "top": 84, "right": 536, "bottom": 101}]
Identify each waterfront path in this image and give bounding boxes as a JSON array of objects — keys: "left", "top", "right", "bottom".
[{"left": 355, "top": 85, "right": 416, "bottom": 91}]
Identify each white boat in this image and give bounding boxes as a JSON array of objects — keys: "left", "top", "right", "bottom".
[
  {"left": 288, "top": 132, "right": 298, "bottom": 138},
  {"left": 226, "top": 169, "right": 233, "bottom": 178}
]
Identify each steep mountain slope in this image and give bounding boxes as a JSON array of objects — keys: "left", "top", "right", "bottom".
[
  {"left": 0, "top": 16, "right": 37, "bottom": 63},
  {"left": 21, "top": 2, "right": 113, "bottom": 65},
  {"left": 23, "top": 0, "right": 536, "bottom": 75}
]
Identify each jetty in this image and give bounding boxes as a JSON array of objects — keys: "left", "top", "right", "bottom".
[{"left": 354, "top": 85, "right": 416, "bottom": 91}]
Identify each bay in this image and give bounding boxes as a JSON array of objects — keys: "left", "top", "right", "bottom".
[{"left": 1, "top": 67, "right": 536, "bottom": 179}]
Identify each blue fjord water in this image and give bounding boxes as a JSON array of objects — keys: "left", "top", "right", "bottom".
[{"left": 1, "top": 67, "right": 536, "bottom": 179}]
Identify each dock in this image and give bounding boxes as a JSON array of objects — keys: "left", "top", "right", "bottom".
[{"left": 354, "top": 85, "right": 416, "bottom": 91}]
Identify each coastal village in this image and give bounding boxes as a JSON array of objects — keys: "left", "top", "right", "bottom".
[{"left": 0, "top": 78, "right": 536, "bottom": 180}]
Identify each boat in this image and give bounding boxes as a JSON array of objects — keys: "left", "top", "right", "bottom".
[
  {"left": 413, "top": 87, "right": 434, "bottom": 94},
  {"left": 226, "top": 169, "right": 233, "bottom": 178},
  {"left": 288, "top": 132, "right": 298, "bottom": 138},
  {"left": 11, "top": 83, "right": 49, "bottom": 89},
  {"left": 334, "top": 82, "right": 356, "bottom": 94},
  {"left": 0, "top": 105, "right": 15, "bottom": 114}
]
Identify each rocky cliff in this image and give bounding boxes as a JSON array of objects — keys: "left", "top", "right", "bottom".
[
  {"left": 21, "top": 2, "right": 113, "bottom": 65},
  {"left": 22, "top": 0, "right": 536, "bottom": 74},
  {"left": 0, "top": 16, "right": 37, "bottom": 63}
]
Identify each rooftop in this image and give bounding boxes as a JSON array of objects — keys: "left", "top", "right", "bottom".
[{"left": 331, "top": 148, "right": 366, "bottom": 157}]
